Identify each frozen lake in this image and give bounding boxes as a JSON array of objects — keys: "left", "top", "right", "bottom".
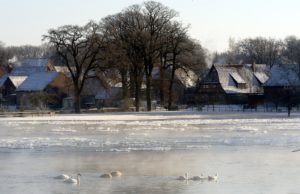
[{"left": 0, "top": 112, "right": 300, "bottom": 194}]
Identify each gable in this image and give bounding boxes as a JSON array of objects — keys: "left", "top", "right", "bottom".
[
  {"left": 8, "top": 76, "right": 27, "bottom": 88},
  {"left": 203, "top": 66, "right": 220, "bottom": 83}
]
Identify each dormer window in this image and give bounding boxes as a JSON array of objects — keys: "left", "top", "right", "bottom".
[
  {"left": 230, "top": 72, "right": 247, "bottom": 89},
  {"left": 254, "top": 72, "right": 269, "bottom": 85}
]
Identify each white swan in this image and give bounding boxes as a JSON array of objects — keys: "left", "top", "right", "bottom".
[
  {"left": 177, "top": 172, "right": 188, "bottom": 180},
  {"left": 191, "top": 174, "right": 206, "bottom": 181},
  {"left": 208, "top": 173, "right": 218, "bottom": 181},
  {"left": 100, "top": 173, "right": 112, "bottom": 178},
  {"left": 64, "top": 173, "right": 81, "bottom": 184},
  {"left": 54, "top": 174, "right": 70, "bottom": 180},
  {"left": 111, "top": 171, "right": 122, "bottom": 177}
]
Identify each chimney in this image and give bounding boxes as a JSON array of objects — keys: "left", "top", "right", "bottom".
[{"left": 252, "top": 62, "right": 256, "bottom": 72}]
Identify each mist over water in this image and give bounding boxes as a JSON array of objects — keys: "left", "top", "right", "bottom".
[{"left": 1, "top": 112, "right": 300, "bottom": 194}]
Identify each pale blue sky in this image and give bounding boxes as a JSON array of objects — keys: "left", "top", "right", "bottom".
[{"left": 1, "top": 0, "right": 300, "bottom": 52}]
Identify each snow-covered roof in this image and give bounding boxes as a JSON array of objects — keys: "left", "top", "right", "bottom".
[
  {"left": 54, "top": 66, "right": 69, "bottom": 73},
  {"left": 21, "top": 59, "right": 49, "bottom": 67},
  {"left": 54, "top": 66, "right": 75, "bottom": 77},
  {"left": 11, "top": 58, "right": 53, "bottom": 76},
  {"left": 211, "top": 64, "right": 270, "bottom": 94},
  {"left": 11, "top": 66, "right": 45, "bottom": 76},
  {"left": 8, "top": 76, "right": 27, "bottom": 88},
  {"left": 175, "top": 69, "right": 197, "bottom": 88},
  {"left": 152, "top": 67, "right": 197, "bottom": 88},
  {"left": 264, "top": 64, "right": 300, "bottom": 87},
  {"left": 16, "top": 72, "right": 59, "bottom": 92},
  {"left": 244, "top": 64, "right": 269, "bottom": 72},
  {"left": 214, "top": 64, "right": 250, "bottom": 94},
  {"left": 82, "top": 77, "right": 122, "bottom": 100}
]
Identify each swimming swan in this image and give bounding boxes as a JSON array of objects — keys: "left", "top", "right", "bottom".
[
  {"left": 177, "top": 172, "right": 189, "bottom": 180},
  {"left": 111, "top": 171, "right": 122, "bottom": 177},
  {"left": 100, "top": 173, "right": 112, "bottom": 178},
  {"left": 191, "top": 174, "right": 206, "bottom": 181},
  {"left": 64, "top": 173, "right": 81, "bottom": 184},
  {"left": 208, "top": 173, "right": 218, "bottom": 181},
  {"left": 54, "top": 174, "right": 70, "bottom": 180}
]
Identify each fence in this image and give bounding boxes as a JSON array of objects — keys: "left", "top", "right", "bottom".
[{"left": 196, "top": 104, "right": 300, "bottom": 113}]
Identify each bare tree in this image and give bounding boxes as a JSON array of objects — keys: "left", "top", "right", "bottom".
[
  {"left": 235, "top": 37, "right": 283, "bottom": 66},
  {"left": 102, "top": 42, "right": 130, "bottom": 100},
  {"left": 101, "top": 1, "right": 207, "bottom": 111},
  {"left": 43, "top": 21, "right": 105, "bottom": 113},
  {"left": 284, "top": 36, "right": 300, "bottom": 65},
  {"left": 165, "top": 22, "right": 190, "bottom": 109},
  {"left": 0, "top": 41, "right": 12, "bottom": 66},
  {"left": 167, "top": 35, "right": 207, "bottom": 110},
  {"left": 101, "top": 6, "right": 146, "bottom": 111},
  {"left": 213, "top": 37, "right": 283, "bottom": 66},
  {"left": 141, "top": 1, "right": 178, "bottom": 111}
]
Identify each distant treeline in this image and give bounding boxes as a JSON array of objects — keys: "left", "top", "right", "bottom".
[{"left": 212, "top": 36, "right": 300, "bottom": 67}]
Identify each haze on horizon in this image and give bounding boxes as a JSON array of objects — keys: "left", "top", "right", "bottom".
[{"left": 1, "top": 0, "right": 300, "bottom": 52}]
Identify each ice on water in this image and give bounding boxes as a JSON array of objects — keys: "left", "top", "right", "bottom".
[
  {"left": 0, "top": 112, "right": 299, "bottom": 151},
  {"left": 1, "top": 112, "right": 300, "bottom": 194}
]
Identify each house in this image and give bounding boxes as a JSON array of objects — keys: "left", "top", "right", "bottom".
[
  {"left": 264, "top": 64, "right": 300, "bottom": 107},
  {"left": 62, "top": 77, "right": 123, "bottom": 110},
  {"left": 175, "top": 69, "right": 198, "bottom": 105},
  {"left": 197, "top": 64, "right": 269, "bottom": 105},
  {"left": 151, "top": 67, "right": 198, "bottom": 106},
  {"left": 16, "top": 72, "right": 69, "bottom": 109},
  {"left": 0, "top": 75, "right": 8, "bottom": 102},
  {"left": 10, "top": 58, "right": 55, "bottom": 76},
  {"left": 0, "top": 76, "right": 27, "bottom": 105},
  {"left": 81, "top": 78, "right": 122, "bottom": 108},
  {"left": 54, "top": 66, "right": 76, "bottom": 78}
]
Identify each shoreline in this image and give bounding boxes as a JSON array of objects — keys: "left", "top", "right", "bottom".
[{"left": 0, "top": 111, "right": 299, "bottom": 121}]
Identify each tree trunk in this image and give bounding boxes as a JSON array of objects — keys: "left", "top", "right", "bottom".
[
  {"left": 146, "top": 73, "right": 152, "bottom": 111},
  {"left": 159, "top": 55, "right": 166, "bottom": 106},
  {"left": 144, "top": 58, "right": 153, "bottom": 112},
  {"left": 167, "top": 65, "right": 176, "bottom": 110},
  {"left": 134, "top": 66, "right": 140, "bottom": 112},
  {"left": 120, "top": 69, "right": 128, "bottom": 99},
  {"left": 134, "top": 80, "right": 140, "bottom": 112},
  {"left": 129, "top": 67, "right": 135, "bottom": 98},
  {"left": 74, "top": 90, "right": 81, "bottom": 113},
  {"left": 159, "top": 66, "right": 165, "bottom": 106}
]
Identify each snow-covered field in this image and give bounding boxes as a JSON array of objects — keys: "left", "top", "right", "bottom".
[{"left": 1, "top": 112, "right": 300, "bottom": 194}]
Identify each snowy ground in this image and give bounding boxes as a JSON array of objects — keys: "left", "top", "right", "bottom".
[
  {"left": 1, "top": 111, "right": 300, "bottom": 194},
  {"left": 0, "top": 110, "right": 296, "bottom": 121}
]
